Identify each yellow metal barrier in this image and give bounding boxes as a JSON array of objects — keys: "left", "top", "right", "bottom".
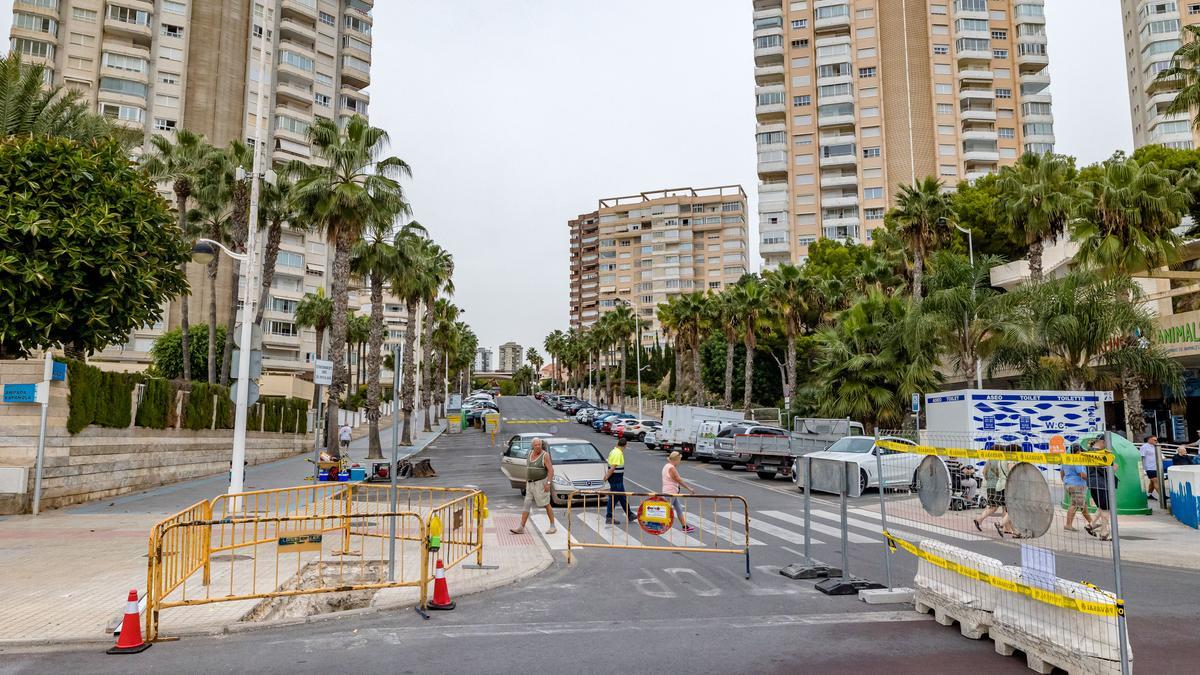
[
  {"left": 565, "top": 491, "right": 752, "bottom": 578},
  {"left": 146, "top": 483, "right": 485, "bottom": 641}
]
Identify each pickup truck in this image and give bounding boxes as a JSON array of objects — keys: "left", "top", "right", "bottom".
[{"left": 712, "top": 418, "right": 866, "bottom": 480}]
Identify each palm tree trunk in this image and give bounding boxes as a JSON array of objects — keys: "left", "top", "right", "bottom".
[
  {"left": 420, "top": 301, "right": 435, "bottom": 432},
  {"left": 255, "top": 218, "right": 283, "bottom": 325},
  {"left": 324, "top": 228, "right": 353, "bottom": 452},
  {"left": 692, "top": 332, "right": 703, "bottom": 406},
  {"left": 673, "top": 341, "right": 683, "bottom": 403},
  {"left": 723, "top": 332, "right": 735, "bottom": 409},
  {"left": 604, "top": 348, "right": 612, "bottom": 407},
  {"left": 912, "top": 245, "right": 925, "bottom": 301},
  {"left": 618, "top": 340, "right": 627, "bottom": 413},
  {"left": 784, "top": 332, "right": 797, "bottom": 409},
  {"left": 314, "top": 327, "right": 325, "bottom": 370},
  {"left": 365, "top": 277, "right": 385, "bottom": 459},
  {"left": 206, "top": 256, "right": 219, "bottom": 383},
  {"left": 219, "top": 260, "right": 240, "bottom": 386},
  {"left": 176, "top": 191, "right": 192, "bottom": 382},
  {"left": 742, "top": 336, "right": 755, "bottom": 414},
  {"left": 1028, "top": 237, "right": 1044, "bottom": 283},
  {"left": 1122, "top": 370, "right": 1146, "bottom": 441},
  {"left": 400, "top": 299, "right": 419, "bottom": 446}
]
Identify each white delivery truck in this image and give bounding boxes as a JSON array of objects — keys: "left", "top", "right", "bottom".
[
  {"left": 924, "top": 389, "right": 1110, "bottom": 471},
  {"left": 659, "top": 404, "right": 747, "bottom": 458}
]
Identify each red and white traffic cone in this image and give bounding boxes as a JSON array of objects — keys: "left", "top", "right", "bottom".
[
  {"left": 106, "top": 590, "right": 151, "bottom": 654},
  {"left": 428, "top": 559, "right": 456, "bottom": 611}
]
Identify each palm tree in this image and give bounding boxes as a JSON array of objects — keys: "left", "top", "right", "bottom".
[
  {"left": 432, "top": 299, "right": 462, "bottom": 417},
  {"left": 1156, "top": 24, "right": 1200, "bottom": 129},
  {"left": 889, "top": 177, "right": 952, "bottom": 301},
  {"left": 922, "top": 251, "right": 1011, "bottom": 386},
  {"left": 348, "top": 313, "right": 371, "bottom": 391},
  {"left": 0, "top": 53, "right": 120, "bottom": 141},
  {"left": 391, "top": 229, "right": 435, "bottom": 446},
  {"left": 709, "top": 290, "right": 742, "bottom": 408},
  {"left": 525, "top": 347, "right": 544, "bottom": 383},
  {"left": 186, "top": 167, "right": 231, "bottom": 383},
  {"left": 995, "top": 152, "right": 1081, "bottom": 282},
  {"left": 657, "top": 297, "right": 684, "bottom": 402},
  {"left": 607, "top": 304, "right": 637, "bottom": 412},
  {"left": 762, "top": 263, "right": 809, "bottom": 408},
  {"left": 1073, "top": 157, "right": 1193, "bottom": 437},
  {"left": 296, "top": 288, "right": 333, "bottom": 366},
  {"left": 731, "top": 280, "right": 769, "bottom": 413},
  {"left": 142, "top": 129, "right": 215, "bottom": 381},
  {"left": 289, "top": 115, "right": 411, "bottom": 450},
  {"left": 419, "top": 241, "right": 454, "bottom": 431},
  {"left": 544, "top": 330, "right": 566, "bottom": 390},
  {"left": 205, "top": 141, "right": 255, "bottom": 386},
  {"left": 675, "top": 293, "right": 710, "bottom": 405},
  {"left": 255, "top": 175, "right": 301, "bottom": 324}
]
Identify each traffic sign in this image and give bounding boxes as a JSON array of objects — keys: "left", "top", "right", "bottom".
[
  {"left": 911, "top": 393, "right": 921, "bottom": 413},
  {"left": 313, "top": 359, "right": 333, "bottom": 386},
  {"left": 231, "top": 380, "right": 260, "bottom": 407},
  {"left": 3, "top": 383, "right": 45, "bottom": 404},
  {"left": 232, "top": 323, "right": 263, "bottom": 350},
  {"left": 231, "top": 349, "right": 263, "bottom": 379}
]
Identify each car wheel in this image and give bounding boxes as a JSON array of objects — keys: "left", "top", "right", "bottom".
[
  {"left": 756, "top": 470, "right": 777, "bottom": 480},
  {"left": 645, "top": 444, "right": 656, "bottom": 450},
  {"left": 520, "top": 488, "right": 526, "bottom": 496},
  {"left": 859, "top": 469, "right": 869, "bottom": 495},
  {"left": 636, "top": 433, "right": 645, "bottom": 442},
  {"left": 719, "top": 463, "right": 734, "bottom": 471}
]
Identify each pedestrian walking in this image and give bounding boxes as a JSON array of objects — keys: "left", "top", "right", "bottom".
[
  {"left": 1061, "top": 443, "right": 1096, "bottom": 532},
  {"left": 605, "top": 437, "right": 636, "bottom": 524},
  {"left": 973, "top": 451, "right": 1019, "bottom": 537},
  {"left": 662, "top": 451, "right": 696, "bottom": 533},
  {"left": 1139, "top": 435, "right": 1160, "bottom": 500},
  {"left": 510, "top": 438, "right": 557, "bottom": 535},
  {"left": 1084, "top": 437, "right": 1116, "bottom": 541}
]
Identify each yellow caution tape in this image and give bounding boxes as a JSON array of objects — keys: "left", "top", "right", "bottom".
[
  {"left": 875, "top": 440, "right": 1114, "bottom": 467},
  {"left": 883, "top": 531, "right": 1124, "bottom": 617}
]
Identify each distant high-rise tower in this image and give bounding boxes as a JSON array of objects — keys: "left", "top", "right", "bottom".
[
  {"left": 1120, "top": 0, "right": 1197, "bottom": 150},
  {"left": 498, "top": 342, "right": 523, "bottom": 372},
  {"left": 752, "top": 0, "right": 1054, "bottom": 268}
]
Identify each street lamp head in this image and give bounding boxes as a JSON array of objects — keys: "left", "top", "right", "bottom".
[{"left": 191, "top": 239, "right": 218, "bottom": 265}]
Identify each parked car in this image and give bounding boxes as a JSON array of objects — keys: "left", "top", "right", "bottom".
[
  {"left": 601, "top": 413, "right": 636, "bottom": 435},
  {"left": 554, "top": 396, "right": 581, "bottom": 411},
  {"left": 581, "top": 409, "right": 612, "bottom": 425},
  {"left": 464, "top": 400, "right": 499, "bottom": 423},
  {"left": 620, "top": 420, "right": 662, "bottom": 442},
  {"left": 592, "top": 412, "right": 620, "bottom": 431},
  {"left": 499, "top": 435, "right": 609, "bottom": 506},
  {"left": 564, "top": 400, "right": 592, "bottom": 415},
  {"left": 642, "top": 430, "right": 659, "bottom": 449},
  {"left": 711, "top": 423, "right": 790, "bottom": 471},
  {"left": 791, "top": 435, "right": 919, "bottom": 495}
]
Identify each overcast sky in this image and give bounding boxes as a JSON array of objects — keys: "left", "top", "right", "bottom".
[{"left": 1, "top": 1, "right": 1133, "bottom": 362}]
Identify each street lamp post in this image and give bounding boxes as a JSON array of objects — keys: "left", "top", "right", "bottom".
[{"left": 951, "top": 221, "right": 983, "bottom": 390}]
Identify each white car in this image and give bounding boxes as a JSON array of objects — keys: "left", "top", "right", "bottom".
[
  {"left": 791, "top": 435, "right": 919, "bottom": 495},
  {"left": 642, "top": 430, "right": 658, "bottom": 450}
]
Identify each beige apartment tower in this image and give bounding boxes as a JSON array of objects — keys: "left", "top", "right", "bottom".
[
  {"left": 753, "top": 0, "right": 1055, "bottom": 268},
  {"left": 498, "top": 342, "right": 523, "bottom": 372},
  {"left": 9, "top": 0, "right": 374, "bottom": 374},
  {"left": 568, "top": 186, "right": 750, "bottom": 345},
  {"left": 1120, "top": 0, "right": 1200, "bottom": 150}
]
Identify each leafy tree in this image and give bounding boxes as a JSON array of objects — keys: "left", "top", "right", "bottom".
[
  {"left": 948, "top": 174, "right": 1020, "bottom": 260},
  {"left": 150, "top": 324, "right": 227, "bottom": 381},
  {"left": 0, "top": 53, "right": 120, "bottom": 142},
  {"left": 921, "top": 251, "right": 1011, "bottom": 386},
  {"left": 142, "top": 128, "right": 215, "bottom": 380},
  {"left": 290, "top": 115, "right": 411, "bottom": 450},
  {"left": 1130, "top": 144, "right": 1200, "bottom": 229},
  {"left": 0, "top": 136, "right": 189, "bottom": 358}
]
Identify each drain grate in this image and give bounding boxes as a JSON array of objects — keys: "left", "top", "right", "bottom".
[{"left": 211, "top": 554, "right": 255, "bottom": 562}]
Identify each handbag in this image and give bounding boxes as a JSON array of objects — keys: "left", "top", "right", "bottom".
[{"left": 527, "top": 452, "right": 549, "bottom": 482}]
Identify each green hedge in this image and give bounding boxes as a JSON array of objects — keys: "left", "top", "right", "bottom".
[
  {"left": 66, "top": 360, "right": 139, "bottom": 434},
  {"left": 135, "top": 378, "right": 172, "bottom": 429},
  {"left": 253, "top": 396, "right": 308, "bottom": 433},
  {"left": 183, "top": 382, "right": 231, "bottom": 430}
]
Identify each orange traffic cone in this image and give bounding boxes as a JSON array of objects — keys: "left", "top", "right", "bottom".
[
  {"left": 428, "top": 559, "right": 456, "bottom": 610},
  {"left": 107, "top": 590, "right": 151, "bottom": 654}
]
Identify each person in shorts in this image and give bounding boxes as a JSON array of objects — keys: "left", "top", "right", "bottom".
[
  {"left": 973, "top": 452, "right": 1018, "bottom": 537},
  {"left": 661, "top": 451, "right": 696, "bottom": 533},
  {"left": 510, "top": 438, "right": 557, "bottom": 535},
  {"left": 1061, "top": 443, "right": 1096, "bottom": 532},
  {"left": 1139, "top": 435, "right": 1159, "bottom": 500}
]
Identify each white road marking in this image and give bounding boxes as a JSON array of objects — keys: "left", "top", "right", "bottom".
[
  {"left": 631, "top": 568, "right": 676, "bottom": 598},
  {"left": 716, "top": 510, "right": 821, "bottom": 546},
  {"left": 829, "top": 508, "right": 987, "bottom": 542},
  {"left": 530, "top": 512, "right": 574, "bottom": 551},
  {"left": 758, "top": 510, "right": 875, "bottom": 544},
  {"left": 686, "top": 514, "right": 766, "bottom": 546},
  {"left": 664, "top": 567, "right": 722, "bottom": 597},
  {"left": 576, "top": 512, "right": 643, "bottom": 546}
]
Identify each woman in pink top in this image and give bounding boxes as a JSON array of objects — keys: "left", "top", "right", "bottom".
[{"left": 662, "top": 451, "right": 696, "bottom": 533}]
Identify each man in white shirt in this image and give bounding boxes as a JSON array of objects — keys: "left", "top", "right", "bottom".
[
  {"left": 1139, "top": 435, "right": 1159, "bottom": 500},
  {"left": 339, "top": 424, "right": 353, "bottom": 452}
]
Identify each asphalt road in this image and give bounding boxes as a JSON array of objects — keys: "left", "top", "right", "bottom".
[{"left": 6, "top": 396, "right": 1197, "bottom": 674}]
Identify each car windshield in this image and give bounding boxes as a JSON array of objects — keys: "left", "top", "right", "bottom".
[
  {"left": 825, "top": 437, "right": 877, "bottom": 454},
  {"left": 548, "top": 442, "right": 604, "bottom": 463}
]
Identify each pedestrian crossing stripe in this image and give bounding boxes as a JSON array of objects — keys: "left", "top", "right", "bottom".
[
  {"left": 686, "top": 515, "right": 766, "bottom": 547},
  {"left": 883, "top": 531, "right": 1124, "bottom": 618},
  {"left": 758, "top": 510, "right": 875, "bottom": 544},
  {"left": 503, "top": 419, "right": 573, "bottom": 424},
  {"left": 716, "top": 511, "right": 820, "bottom": 546}
]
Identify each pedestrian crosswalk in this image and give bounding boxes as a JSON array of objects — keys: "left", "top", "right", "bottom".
[{"left": 524, "top": 501, "right": 986, "bottom": 554}]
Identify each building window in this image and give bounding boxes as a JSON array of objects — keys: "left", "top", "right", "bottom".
[
  {"left": 107, "top": 5, "right": 149, "bottom": 26},
  {"left": 154, "top": 93, "right": 179, "bottom": 108},
  {"left": 12, "top": 37, "right": 54, "bottom": 58},
  {"left": 939, "top": 144, "right": 956, "bottom": 156},
  {"left": 933, "top": 45, "right": 949, "bottom": 55},
  {"left": 939, "top": 164, "right": 957, "bottom": 177},
  {"left": 993, "top": 49, "right": 1009, "bottom": 59},
  {"left": 793, "top": 94, "right": 811, "bottom": 107},
  {"left": 864, "top": 187, "right": 883, "bottom": 200},
  {"left": 792, "top": 19, "right": 807, "bottom": 29},
  {"left": 159, "top": 72, "right": 180, "bottom": 85},
  {"left": 937, "top": 103, "right": 954, "bottom": 115},
  {"left": 345, "top": 15, "right": 372, "bottom": 35},
  {"left": 864, "top": 208, "right": 885, "bottom": 220},
  {"left": 269, "top": 321, "right": 297, "bottom": 337},
  {"left": 98, "top": 77, "right": 147, "bottom": 97},
  {"left": 792, "top": 39, "right": 809, "bottom": 48},
  {"left": 159, "top": 46, "right": 183, "bottom": 61},
  {"left": 991, "top": 30, "right": 1008, "bottom": 40},
  {"left": 862, "top": 106, "right": 879, "bottom": 117},
  {"left": 936, "top": 83, "right": 953, "bottom": 95},
  {"left": 996, "top": 88, "right": 1012, "bottom": 98},
  {"left": 314, "top": 93, "right": 331, "bottom": 107},
  {"left": 862, "top": 147, "right": 881, "bottom": 158},
  {"left": 1190, "top": 3, "right": 1200, "bottom": 14},
  {"left": 319, "top": 11, "right": 336, "bottom": 26},
  {"left": 72, "top": 7, "right": 97, "bottom": 22},
  {"left": 67, "top": 56, "right": 92, "bottom": 70},
  {"left": 280, "top": 50, "right": 315, "bottom": 71},
  {"left": 161, "top": 24, "right": 184, "bottom": 38},
  {"left": 998, "top": 127, "right": 1015, "bottom": 138},
  {"left": 103, "top": 52, "right": 147, "bottom": 73},
  {"left": 154, "top": 118, "right": 177, "bottom": 131},
  {"left": 163, "top": 1, "right": 186, "bottom": 15},
  {"left": 859, "top": 66, "right": 876, "bottom": 78},
  {"left": 100, "top": 103, "right": 143, "bottom": 123},
  {"left": 278, "top": 251, "right": 304, "bottom": 268}
]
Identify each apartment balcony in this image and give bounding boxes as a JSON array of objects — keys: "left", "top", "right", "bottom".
[
  {"left": 101, "top": 38, "right": 151, "bottom": 60},
  {"left": 263, "top": 332, "right": 302, "bottom": 349},
  {"left": 99, "top": 64, "right": 149, "bottom": 85},
  {"left": 818, "top": 112, "right": 855, "bottom": 128},
  {"left": 822, "top": 194, "right": 858, "bottom": 209},
  {"left": 754, "top": 42, "right": 784, "bottom": 65},
  {"left": 1023, "top": 132, "right": 1056, "bottom": 146},
  {"left": 819, "top": 152, "right": 856, "bottom": 167},
  {"left": 820, "top": 172, "right": 858, "bottom": 188},
  {"left": 97, "top": 88, "right": 147, "bottom": 110},
  {"left": 814, "top": 14, "right": 851, "bottom": 33},
  {"left": 958, "top": 68, "right": 993, "bottom": 83},
  {"left": 1148, "top": 89, "right": 1178, "bottom": 111},
  {"left": 1014, "top": 8, "right": 1046, "bottom": 25},
  {"left": 757, "top": 183, "right": 789, "bottom": 210},
  {"left": 760, "top": 238, "right": 791, "bottom": 254},
  {"left": 277, "top": 60, "right": 315, "bottom": 84},
  {"left": 755, "top": 101, "right": 786, "bottom": 121},
  {"left": 757, "top": 157, "right": 788, "bottom": 175},
  {"left": 755, "top": 64, "right": 785, "bottom": 86},
  {"left": 276, "top": 79, "right": 313, "bottom": 105},
  {"left": 753, "top": 5, "right": 783, "bottom": 21},
  {"left": 823, "top": 222, "right": 860, "bottom": 240},
  {"left": 960, "top": 108, "right": 997, "bottom": 122},
  {"left": 12, "top": 0, "right": 59, "bottom": 19},
  {"left": 960, "top": 88, "right": 995, "bottom": 101},
  {"left": 103, "top": 16, "right": 153, "bottom": 43},
  {"left": 957, "top": 48, "right": 992, "bottom": 64},
  {"left": 963, "top": 149, "right": 1000, "bottom": 163},
  {"left": 965, "top": 170, "right": 994, "bottom": 182},
  {"left": 341, "top": 59, "right": 371, "bottom": 88},
  {"left": 281, "top": 0, "right": 319, "bottom": 21},
  {"left": 815, "top": 73, "right": 853, "bottom": 89},
  {"left": 1017, "top": 49, "right": 1049, "bottom": 70},
  {"left": 279, "top": 16, "right": 317, "bottom": 44},
  {"left": 961, "top": 129, "right": 998, "bottom": 142}
]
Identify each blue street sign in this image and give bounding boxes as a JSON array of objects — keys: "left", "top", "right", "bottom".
[
  {"left": 3, "top": 383, "right": 39, "bottom": 404},
  {"left": 911, "top": 393, "right": 920, "bottom": 413},
  {"left": 51, "top": 361, "right": 67, "bottom": 382}
]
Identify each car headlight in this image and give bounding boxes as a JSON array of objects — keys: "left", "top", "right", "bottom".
[{"left": 552, "top": 475, "right": 570, "bottom": 486}]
